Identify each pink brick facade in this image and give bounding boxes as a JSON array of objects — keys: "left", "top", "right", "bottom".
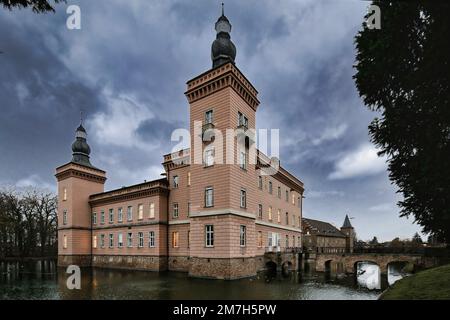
[{"left": 56, "top": 11, "right": 304, "bottom": 279}]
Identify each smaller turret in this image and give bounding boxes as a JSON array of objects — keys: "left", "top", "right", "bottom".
[
  {"left": 341, "top": 214, "right": 355, "bottom": 253},
  {"left": 211, "top": 3, "right": 236, "bottom": 68}
]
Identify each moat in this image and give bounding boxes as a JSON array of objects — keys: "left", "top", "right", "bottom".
[{"left": 0, "top": 260, "right": 397, "bottom": 300}]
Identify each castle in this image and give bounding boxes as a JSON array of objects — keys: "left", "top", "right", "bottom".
[{"left": 56, "top": 8, "right": 305, "bottom": 280}]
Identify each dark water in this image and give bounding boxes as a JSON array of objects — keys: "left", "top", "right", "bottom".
[{"left": 0, "top": 260, "right": 382, "bottom": 300}]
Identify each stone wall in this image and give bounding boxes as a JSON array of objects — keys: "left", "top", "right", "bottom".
[
  {"left": 168, "top": 256, "right": 190, "bottom": 272},
  {"left": 92, "top": 255, "right": 167, "bottom": 271},
  {"left": 58, "top": 254, "right": 92, "bottom": 267},
  {"left": 189, "top": 257, "right": 257, "bottom": 280}
]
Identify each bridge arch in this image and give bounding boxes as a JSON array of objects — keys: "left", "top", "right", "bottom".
[{"left": 265, "top": 261, "right": 277, "bottom": 275}]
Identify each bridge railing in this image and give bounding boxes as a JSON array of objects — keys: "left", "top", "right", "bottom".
[
  {"left": 353, "top": 246, "right": 450, "bottom": 256},
  {"left": 265, "top": 246, "right": 303, "bottom": 254}
]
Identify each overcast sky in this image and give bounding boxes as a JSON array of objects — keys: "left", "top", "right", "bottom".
[{"left": 0, "top": 0, "right": 423, "bottom": 241}]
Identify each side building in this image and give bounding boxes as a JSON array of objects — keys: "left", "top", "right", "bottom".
[
  {"left": 56, "top": 8, "right": 304, "bottom": 280},
  {"left": 302, "top": 215, "right": 355, "bottom": 254}
]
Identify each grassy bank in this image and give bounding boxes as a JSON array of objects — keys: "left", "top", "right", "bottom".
[{"left": 380, "top": 264, "right": 450, "bottom": 300}]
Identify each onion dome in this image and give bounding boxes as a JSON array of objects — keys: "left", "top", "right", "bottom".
[
  {"left": 71, "top": 123, "right": 93, "bottom": 167},
  {"left": 211, "top": 3, "right": 236, "bottom": 68}
]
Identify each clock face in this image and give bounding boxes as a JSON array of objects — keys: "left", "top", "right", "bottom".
[{"left": 216, "top": 21, "right": 231, "bottom": 33}]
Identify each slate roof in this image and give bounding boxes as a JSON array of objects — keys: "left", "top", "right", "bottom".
[{"left": 302, "top": 218, "right": 346, "bottom": 238}]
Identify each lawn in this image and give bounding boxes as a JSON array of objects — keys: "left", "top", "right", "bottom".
[{"left": 380, "top": 264, "right": 450, "bottom": 300}]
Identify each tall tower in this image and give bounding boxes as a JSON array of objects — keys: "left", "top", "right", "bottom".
[
  {"left": 55, "top": 122, "right": 106, "bottom": 267},
  {"left": 185, "top": 6, "right": 260, "bottom": 279},
  {"left": 341, "top": 214, "right": 355, "bottom": 253}
]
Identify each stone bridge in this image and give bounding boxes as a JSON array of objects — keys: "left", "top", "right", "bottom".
[
  {"left": 315, "top": 253, "right": 439, "bottom": 274},
  {"left": 263, "top": 250, "right": 301, "bottom": 274}
]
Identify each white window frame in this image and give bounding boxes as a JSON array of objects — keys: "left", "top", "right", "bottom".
[
  {"left": 204, "top": 147, "right": 215, "bottom": 167},
  {"left": 205, "top": 109, "right": 213, "bottom": 124},
  {"left": 109, "top": 233, "right": 114, "bottom": 248},
  {"left": 149, "top": 203, "right": 155, "bottom": 219},
  {"left": 149, "top": 231, "right": 155, "bottom": 248},
  {"left": 258, "top": 204, "right": 263, "bottom": 219},
  {"left": 63, "top": 210, "right": 67, "bottom": 225},
  {"left": 100, "top": 210, "right": 105, "bottom": 224},
  {"left": 127, "top": 232, "right": 133, "bottom": 248},
  {"left": 127, "top": 206, "right": 133, "bottom": 221},
  {"left": 173, "top": 203, "right": 179, "bottom": 218},
  {"left": 205, "top": 187, "right": 214, "bottom": 208},
  {"left": 240, "top": 189, "right": 246, "bottom": 208},
  {"left": 138, "top": 232, "right": 144, "bottom": 248},
  {"left": 118, "top": 207, "right": 123, "bottom": 222},
  {"left": 240, "top": 225, "right": 246, "bottom": 247},
  {"left": 100, "top": 234, "right": 105, "bottom": 248},
  {"left": 138, "top": 204, "right": 144, "bottom": 220},
  {"left": 205, "top": 225, "right": 214, "bottom": 247},
  {"left": 109, "top": 208, "right": 114, "bottom": 223},
  {"left": 92, "top": 235, "right": 97, "bottom": 249},
  {"left": 172, "top": 232, "right": 179, "bottom": 248},
  {"left": 118, "top": 233, "right": 123, "bottom": 248},
  {"left": 92, "top": 212, "right": 97, "bottom": 225},
  {"left": 173, "top": 175, "right": 179, "bottom": 188}
]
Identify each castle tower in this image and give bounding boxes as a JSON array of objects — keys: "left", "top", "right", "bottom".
[
  {"left": 55, "top": 122, "right": 106, "bottom": 267},
  {"left": 341, "top": 214, "right": 355, "bottom": 253},
  {"left": 185, "top": 6, "right": 261, "bottom": 279}
]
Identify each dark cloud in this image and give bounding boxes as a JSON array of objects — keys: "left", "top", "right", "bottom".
[{"left": 0, "top": 0, "right": 421, "bottom": 240}]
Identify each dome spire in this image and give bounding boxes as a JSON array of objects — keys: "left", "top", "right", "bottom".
[
  {"left": 71, "top": 117, "right": 93, "bottom": 168},
  {"left": 211, "top": 3, "right": 236, "bottom": 68}
]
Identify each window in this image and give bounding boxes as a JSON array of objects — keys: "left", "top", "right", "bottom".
[
  {"left": 258, "top": 204, "right": 263, "bottom": 219},
  {"left": 173, "top": 203, "right": 179, "bottom": 218},
  {"left": 298, "top": 196, "right": 301, "bottom": 208},
  {"left": 238, "top": 111, "right": 248, "bottom": 128},
  {"left": 298, "top": 236, "right": 301, "bottom": 246},
  {"left": 239, "top": 150, "right": 247, "bottom": 170},
  {"left": 127, "top": 232, "right": 133, "bottom": 248},
  {"left": 149, "top": 231, "right": 155, "bottom": 248},
  {"left": 277, "top": 209, "right": 281, "bottom": 223},
  {"left": 240, "top": 225, "right": 246, "bottom": 247},
  {"left": 258, "top": 176, "right": 263, "bottom": 189},
  {"left": 187, "top": 202, "right": 191, "bottom": 217},
  {"left": 172, "top": 232, "right": 179, "bottom": 248},
  {"left": 268, "top": 206, "right": 272, "bottom": 221},
  {"left": 63, "top": 210, "right": 67, "bottom": 225},
  {"left": 205, "top": 225, "right": 214, "bottom": 247},
  {"left": 118, "top": 233, "right": 123, "bottom": 248},
  {"left": 100, "top": 234, "right": 105, "bottom": 248},
  {"left": 92, "top": 212, "right": 97, "bottom": 224},
  {"left": 149, "top": 203, "right": 155, "bottom": 219},
  {"left": 109, "top": 208, "right": 114, "bottom": 223},
  {"left": 127, "top": 206, "right": 133, "bottom": 221},
  {"left": 109, "top": 234, "right": 114, "bottom": 248},
  {"left": 268, "top": 181, "right": 273, "bottom": 194},
  {"left": 285, "top": 235, "right": 289, "bottom": 247},
  {"left": 258, "top": 231, "right": 263, "bottom": 247},
  {"left": 205, "top": 187, "right": 214, "bottom": 207},
  {"left": 138, "top": 204, "right": 144, "bottom": 220},
  {"left": 63, "top": 188, "right": 67, "bottom": 201},
  {"left": 100, "top": 210, "right": 105, "bottom": 224},
  {"left": 205, "top": 110, "right": 213, "bottom": 124},
  {"left": 204, "top": 147, "right": 214, "bottom": 167},
  {"left": 173, "top": 175, "right": 179, "bottom": 188},
  {"left": 138, "top": 232, "right": 144, "bottom": 248},
  {"left": 118, "top": 207, "right": 123, "bottom": 222},
  {"left": 92, "top": 235, "right": 97, "bottom": 249},
  {"left": 292, "top": 193, "right": 296, "bottom": 205},
  {"left": 293, "top": 235, "right": 296, "bottom": 247},
  {"left": 278, "top": 186, "right": 281, "bottom": 198},
  {"left": 268, "top": 233, "right": 273, "bottom": 247},
  {"left": 286, "top": 212, "right": 289, "bottom": 225},
  {"left": 187, "top": 172, "right": 191, "bottom": 186},
  {"left": 240, "top": 189, "right": 246, "bottom": 208},
  {"left": 286, "top": 190, "right": 289, "bottom": 202},
  {"left": 63, "top": 235, "right": 67, "bottom": 249}
]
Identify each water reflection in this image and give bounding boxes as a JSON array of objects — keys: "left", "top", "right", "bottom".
[
  {"left": 387, "top": 261, "right": 410, "bottom": 286},
  {"left": 356, "top": 262, "right": 381, "bottom": 290},
  {"left": 1, "top": 260, "right": 380, "bottom": 300}
]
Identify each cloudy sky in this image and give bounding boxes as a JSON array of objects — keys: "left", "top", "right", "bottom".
[{"left": 0, "top": 0, "right": 422, "bottom": 241}]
